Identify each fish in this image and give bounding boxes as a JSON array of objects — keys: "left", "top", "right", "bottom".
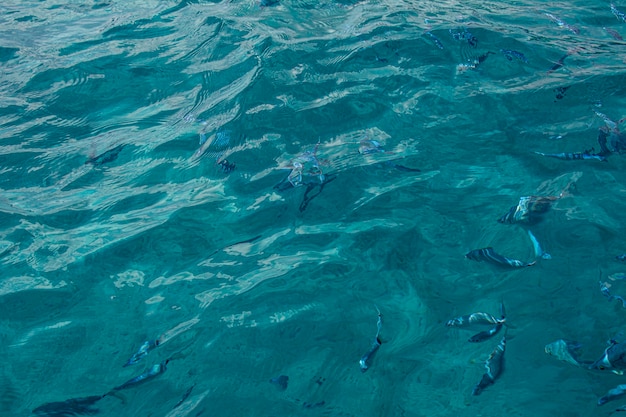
[
  {"left": 589, "top": 339, "right": 626, "bottom": 374},
  {"left": 124, "top": 339, "right": 160, "bottom": 367},
  {"left": 472, "top": 336, "right": 506, "bottom": 395},
  {"left": 617, "top": 254, "right": 626, "bottom": 261},
  {"left": 544, "top": 12, "right": 580, "bottom": 34},
  {"left": 498, "top": 195, "right": 557, "bottom": 224},
  {"left": 545, "top": 339, "right": 588, "bottom": 367},
  {"left": 359, "top": 307, "right": 382, "bottom": 372},
  {"left": 269, "top": 375, "right": 289, "bottom": 391},
  {"left": 111, "top": 360, "right": 169, "bottom": 392},
  {"left": 449, "top": 27, "right": 478, "bottom": 47},
  {"left": 32, "top": 395, "right": 104, "bottom": 416},
  {"left": 527, "top": 230, "right": 552, "bottom": 260},
  {"left": 447, "top": 303, "right": 506, "bottom": 343},
  {"left": 547, "top": 53, "right": 569, "bottom": 73},
  {"left": 611, "top": 3, "right": 626, "bottom": 22},
  {"left": 604, "top": 27, "right": 623, "bottom": 40},
  {"left": 500, "top": 49, "right": 528, "bottom": 63},
  {"left": 600, "top": 281, "right": 626, "bottom": 308},
  {"left": 534, "top": 151, "right": 607, "bottom": 161},
  {"left": 425, "top": 31, "right": 444, "bottom": 49},
  {"left": 599, "top": 384, "right": 626, "bottom": 406},
  {"left": 85, "top": 144, "right": 124, "bottom": 166},
  {"left": 465, "top": 247, "right": 535, "bottom": 268}
]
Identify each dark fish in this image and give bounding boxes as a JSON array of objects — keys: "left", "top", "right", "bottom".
[
  {"left": 217, "top": 159, "right": 236, "bottom": 173},
  {"left": 472, "top": 336, "right": 506, "bottom": 395},
  {"left": 534, "top": 151, "right": 607, "bottom": 161},
  {"left": 600, "top": 281, "right": 626, "bottom": 308},
  {"left": 617, "top": 254, "right": 626, "bottom": 261},
  {"left": 173, "top": 385, "right": 195, "bottom": 409},
  {"left": 85, "top": 144, "right": 124, "bottom": 166},
  {"left": 589, "top": 339, "right": 626, "bottom": 374},
  {"left": 469, "top": 323, "right": 503, "bottom": 343},
  {"left": 124, "top": 339, "right": 160, "bottom": 367},
  {"left": 547, "top": 53, "right": 569, "bottom": 73},
  {"left": 498, "top": 196, "right": 556, "bottom": 224},
  {"left": 449, "top": 27, "right": 478, "bottom": 47},
  {"left": 111, "top": 360, "right": 169, "bottom": 392},
  {"left": 32, "top": 395, "right": 104, "bottom": 416},
  {"left": 604, "top": 27, "right": 623, "bottom": 40},
  {"left": 269, "top": 375, "right": 289, "bottom": 391},
  {"left": 465, "top": 247, "right": 535, "bottom": 268},
  {"left": 469, "top": 303, "right": 506, "bottom": 343},
  {"left": 598, "top": 384, "right": 626, "bottom": 406},
  {"left": 359, "top": 307, "right": 383, "bottom": 372},
  {"left": 500, "top": 49, "right": 528, "bottom": 63}
]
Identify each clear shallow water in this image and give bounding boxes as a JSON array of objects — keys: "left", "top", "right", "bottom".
[{"left": 1, "top": 0, "right": 626, "bottom": 415}]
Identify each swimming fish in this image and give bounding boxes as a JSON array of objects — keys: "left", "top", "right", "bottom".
[
  {"left": 598, "top": 384, "right": 626, "bottom": 406},
  {"left": 447, "top": 303, "right": 506, "bottom": 343},
  {"left": 269, "top": 375, "right": 289, "bottom": 391},
  {"left": 547, "top": 53, "right": 569, "bottom": 73},
  {"left": 500, "top": 49, "right": 528, "bottom": 63},
  {"left": 544, "top": 12, "right": 580, "bottom": 34},
  {"left": 527, "top": 230, "right": 552, "bottom": 260},
  {"left": 472, "top": 335, "right": 506, "bottom": 395},
  {"left": 498, "top": 195, "right": 557, "bottom": 224},
  {"left": 589, "top": 339, "right": 626, "bottom": 374},
  {"left": 425, "top": 31, "right": 444, "bottom": 49},
  {"left": 534, "top": 151, "right": 607, "bottom": 161},
  {"left": 617, "top": 254, "right": 626, "bottom": 261},
  {"left": 32, "top": 395, "right": 104, "bottom": 416},
  {"left": 544, "top": 339, "right": 587, "bottom": 367},
  {"left": 124, "top": 339, "right": 160, "bottom": 367},
  {"left": 465, "top": 247, "right": 535, "bottom": 268},
  {"left": 611, "top": 3, "right": 626, "bottom": 22},
  {"left": 112, "top": 360, "right": 169, "bottom": 392},
  {"left": 604, "top": 27, "right": 623, "bottom": 40},
  {"left": 85, "top": 144, "right": 124, "bottom": 166},
  {"left": 359, "top": 307, "right": 382, "bottom": 372},
  {"left": 600, "top": 281, "right": 626, "bottom": 308}
]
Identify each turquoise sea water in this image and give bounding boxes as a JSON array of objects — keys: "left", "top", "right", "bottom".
[{"left": 2, "top": 0, "right": 626, "bottom": 415}]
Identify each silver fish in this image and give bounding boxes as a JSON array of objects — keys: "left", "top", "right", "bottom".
[
  {"left": 534, "top": 151, "right": 607, "bottom": 161},
  {"left": 472, "top": 336, "right": 506, "bottom": 395},
  {"left": 124, "top": 339, "right": 160, "bottom": 367},
  {"left": 545, "top": 339, "right": 587, "bottom": 367},
  {"left": 112, "top": 360, "right": 169, "bottom": 392},
  {"left": 465, "top": 247, "right": 535, "bottom": 268},
  {"left": 589, "top": 339, "right": 626, "bottom": 374},
  {"left": 359, "top": 307, "right": 382, "bottom": 372},
  {"left": 527, "top": 230, "right": 552, "bottom": 260},
  {"left": 598, "top": 384, "right": 626, "bottom": 406}
]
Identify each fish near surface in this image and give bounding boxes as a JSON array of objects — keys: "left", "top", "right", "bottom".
[
  {"left": 465, "top": 247, "right": 535, "bottom": 268},
  {"left": 472, "top": 336, "right": 506, "bottom": 395}
]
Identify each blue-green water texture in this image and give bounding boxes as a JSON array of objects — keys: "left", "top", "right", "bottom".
[{"left": 2, "top": 1, "right": 626, "bottom": 416}]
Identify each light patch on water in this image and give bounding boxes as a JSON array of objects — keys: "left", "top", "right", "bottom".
[
  {"left": 269, "top": 302, "right": 317, "bottom": 324},
  {"left": 145, "top": 294, "right": 165, "bottom": 304},
  {"left": 223, "top": 228, "right": 291, "bottom": 257},
  {"left": 295, "top": 219, "right": 402, "bottom": 235},
  {"left": 352, "top": 170, "right": 440, "bottom": 211},
  {"left": 159, "top": 315, "right": 201, "bottom": 345},
  {"left": 10, "top": 320, "right": 72, "bottom": 348},
  {"left": 112, "top": 270, "right": 145, "bottom": 288},
  {"left": 220, "top": 311, "right": 256, "bottom": 328},
  {"left": 149, "top": 271, "right": 216, "bottom": 289},
  {"left": 0, "top": 276, "right": 67, "bottom": 297},
  {"left": 246, "top": 192, "right": 284, "bottom": 210}
]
